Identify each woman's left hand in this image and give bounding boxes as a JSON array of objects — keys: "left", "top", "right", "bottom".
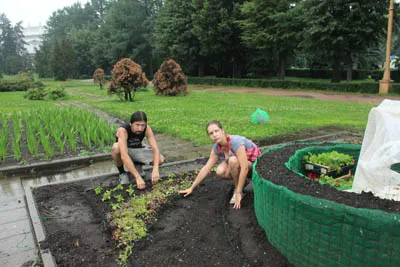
[{"left": 233, "top": 192, "right": 243, "bottom": 209}]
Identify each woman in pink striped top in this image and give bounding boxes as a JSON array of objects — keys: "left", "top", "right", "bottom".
[{"left": 179, "top": 120, "right": 261, "bottom": 209}]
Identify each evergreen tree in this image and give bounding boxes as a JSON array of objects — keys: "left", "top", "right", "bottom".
[
  {"left": 51, "top": 38, "right": 76, "bottom": 80},
  {"left": 238, "top": 0, "right": 301, "bottom": 79},
  {"left": 298, "top": 0, "right": 388, "bottom": 82},
  {"left": 153, "top": 0, "right": 199, "bottom": 75},
  {"left": 191, "top": 0, "right": 238, "bottom": 76},
  {"left": 0, "top": 14, "right": 28, "bottom": 73}
]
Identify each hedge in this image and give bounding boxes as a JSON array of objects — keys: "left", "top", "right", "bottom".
[
  {"left": 187, "top": 77, "right": 400, "bottom": 95},
  {"left": 0, "top": 79, "right": 45, "bottom": 92}
]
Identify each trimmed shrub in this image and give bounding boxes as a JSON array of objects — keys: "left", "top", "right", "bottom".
[
  {"left": 107, "top": 58, "right": 149, "bottom": 101},
  {"left": 153, "top": 59, "right": 188, "bottom": 96},
  {"left": 47, "top": 87, "right": 67, "bottom": 100},
  {"left": 93, "top": 68, "right": 106, "bottom": 90},
  {"left": 24, "top": 87, "right": 47, "bottom": 100},
  {"left": 0, "top": 79, "right": 31, "bottom": 92},
  {"left": 24, "top": 86, "right": 67, "bottom": 100}
]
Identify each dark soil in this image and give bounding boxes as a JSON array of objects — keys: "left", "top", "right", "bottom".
[
  {"left": 255, "top": 142, "right": 400, "bottom": 213},
  {"left": 31, "top": 131, "right": 396, "bottom": 267},
  {"left": 33, "top": 173, "right": 290, "bottom": 267}
]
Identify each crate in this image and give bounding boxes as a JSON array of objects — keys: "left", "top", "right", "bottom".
[{"left": 305, "top": 161, "right": 354, "bottom": 178}]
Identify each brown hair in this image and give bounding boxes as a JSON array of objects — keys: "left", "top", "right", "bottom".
[{"left": 206, "top": 120, "right": 223, "bottom": 134}]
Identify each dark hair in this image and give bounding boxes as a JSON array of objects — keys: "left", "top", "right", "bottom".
[
  {"left": 130, "top": 110, "right": 147, "bottom": 123},
  {"left": 206, "top": 120, "right": 223, "bottom": 133}
]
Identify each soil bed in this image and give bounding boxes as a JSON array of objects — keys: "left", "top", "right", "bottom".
[
  {"left": 31, "top": 131, "right": 374, "bottom": 267},
  {"left": 33, "top": 172, "right": 290, "bottom": 267},
  {"left": 256, "top": 142, "right": 400, "bottom": 213}
]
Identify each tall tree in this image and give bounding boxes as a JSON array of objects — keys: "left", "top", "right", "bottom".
[
  {"left": 51, "top": 38, "right": 76, "bottom": 80},
  {"left": 299, "top": 0, "right": 388, "bottom": 82},
  {"left": 238, "top": 0, "right": 301, "bottom": 80},
  {"left": 100, "top": 0, "right": 153, "bottom": 74},
  {"left": 191, "top": 0, "right": 237, "bottom": 76},
  {"left": 153, "top": 0, "right": 199, "bottom": 75},
  {"left": 0, "top": 14, "right": 28, "bottom": 73},
  {"left": 36, "top": 2, "right": 99, "bottom": 78}
]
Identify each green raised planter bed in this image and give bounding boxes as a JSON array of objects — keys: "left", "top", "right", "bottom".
[{"left": 252, "top": 143, "right": 400, "bottom": 267}]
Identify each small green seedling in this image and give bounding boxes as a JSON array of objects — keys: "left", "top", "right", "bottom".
[
  {"left": 94, "top": 185, "right": 103, "bottom": 195},
  {"left": 102, "top": 190, "right": 112, "bottom": 201}
]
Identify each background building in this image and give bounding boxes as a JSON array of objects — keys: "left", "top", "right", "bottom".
[{"left": 24, "top": 24, "right": 44, "bottom": 54}]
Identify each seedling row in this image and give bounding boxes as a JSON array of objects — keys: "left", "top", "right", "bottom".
[{"left": 0, "top": 107, "right": 116, "bottom": 162}]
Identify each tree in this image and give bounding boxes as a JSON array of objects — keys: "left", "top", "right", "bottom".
[
  {"left": 34, "top": 41, "right": 53, "bottom": 78},
  {"left": 71, "top": 29, "right": 96, "bottom": 77},
  {"left": 51, "top": 38, "right": 76, "bottom": 80},
  {"left": 107, "top": 58, "right": 149, "bottom": 101},
  {"left": 298, "top": 0, "right": 388, "bottom": 82},
  {"left": 153, "top": 0, "right": 199, "bottom": 75},
  {"left": 93, "top": 68, "right": 106, "bottom": 89},
  {"left": 191, "top": 0, "right": 240, "bottom": 76},
  {"left": 100, "top": 0, "right": 153, "bottom": 73},
  {"left": 37, "top": 2, "right": 100, "bottom": 78},
  {"left": 237, "top": 1, "right": 301, "bottom": 80},
  {"left": 0, "top": 14, "right": 29, "bottom": 74},
  {"left": 153, "top": 59, "right": 188, "bottom": 96}
]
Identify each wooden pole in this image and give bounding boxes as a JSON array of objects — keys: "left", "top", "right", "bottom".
[{"left": 379, "top": 0, "right": 395, "bottom": 94}]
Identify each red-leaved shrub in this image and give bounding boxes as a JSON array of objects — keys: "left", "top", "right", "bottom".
[
  {"left": 153, "top": 59, "right": 188, "bottom": 96},
  {"left": 107, "top": 58, "right": 149, "bottom": 101},
  {"left": 93, "top": 68, "right": 106, "bottom": 90}
]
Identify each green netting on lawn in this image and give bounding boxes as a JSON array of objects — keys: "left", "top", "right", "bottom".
[{"left": 252, "top": 143, "right": 400, "bottom": 267}]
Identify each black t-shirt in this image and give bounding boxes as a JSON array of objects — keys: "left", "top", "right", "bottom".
[{"left": 117, "top": 123, "right": 146, "bottom": 148}]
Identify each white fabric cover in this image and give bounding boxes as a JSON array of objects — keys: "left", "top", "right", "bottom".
[{"left": 352, "top": 99, "right": 400, "bottom": 200}]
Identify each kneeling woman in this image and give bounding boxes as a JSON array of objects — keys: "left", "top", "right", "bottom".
[{"left": 179, "top": 120, "right": 261, "bottom": 209}]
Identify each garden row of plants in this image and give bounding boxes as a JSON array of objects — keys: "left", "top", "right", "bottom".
[
  {"left": 0, "top": 107, "right": 116, "bottom": 163},
  {"left": 93, "top": 171, "right": 195, "bottom": 265},
  {"left": 187, "top": 76, "right": 400, "bottom": 94}
]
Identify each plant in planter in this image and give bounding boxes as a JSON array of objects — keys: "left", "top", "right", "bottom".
[
  {"left": 303, "top": 150, "right": 355, "bottom": 178},
  {"left": 318, "top": 172, "right": 354, "bottom": 190}
]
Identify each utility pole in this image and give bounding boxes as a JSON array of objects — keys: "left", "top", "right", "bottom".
[{"left": 379, "top": 0, "right": 395, "bottom": 94}]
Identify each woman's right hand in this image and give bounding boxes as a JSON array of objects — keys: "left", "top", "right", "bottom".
[{"left": 179, "top": 187, "right": 193, "bottom": 197}]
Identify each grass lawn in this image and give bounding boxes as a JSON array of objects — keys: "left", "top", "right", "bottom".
[
  {"left": 0, "top": 79, "right": 376, "bottom": 147},
  {"left": 59, "top": 80, "right": 374, "bottom": 145}
]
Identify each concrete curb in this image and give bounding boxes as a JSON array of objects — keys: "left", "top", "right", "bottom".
[{"left": 0, "top": 153, "right": 110, "bottom": 177}]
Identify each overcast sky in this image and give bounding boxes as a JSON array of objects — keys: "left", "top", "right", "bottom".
[{"left": 1, "top": 0, "right": 89, "bottom": 27}]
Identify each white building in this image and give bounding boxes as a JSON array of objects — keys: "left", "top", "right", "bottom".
[{"left": 23, "top": 24, "right": 45, "bottom": 54}]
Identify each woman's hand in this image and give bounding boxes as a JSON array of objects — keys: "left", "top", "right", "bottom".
[
  {"left": 135, "top": 176, "right": 146, "bottom": 190},
  {"left": 233, "top": 192, "right": 243, "bottom": 209},
  {"left": 179, "top": 187, "right": 193, "bottom": 197}
]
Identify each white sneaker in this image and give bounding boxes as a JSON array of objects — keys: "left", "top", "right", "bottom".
[{"left": 119, "top": 173, "right": 130, "bottom": 184}]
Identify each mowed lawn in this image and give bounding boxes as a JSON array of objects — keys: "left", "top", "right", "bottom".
[{"left": 60, "top": 80, "right": 375, "bottom": 145}]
